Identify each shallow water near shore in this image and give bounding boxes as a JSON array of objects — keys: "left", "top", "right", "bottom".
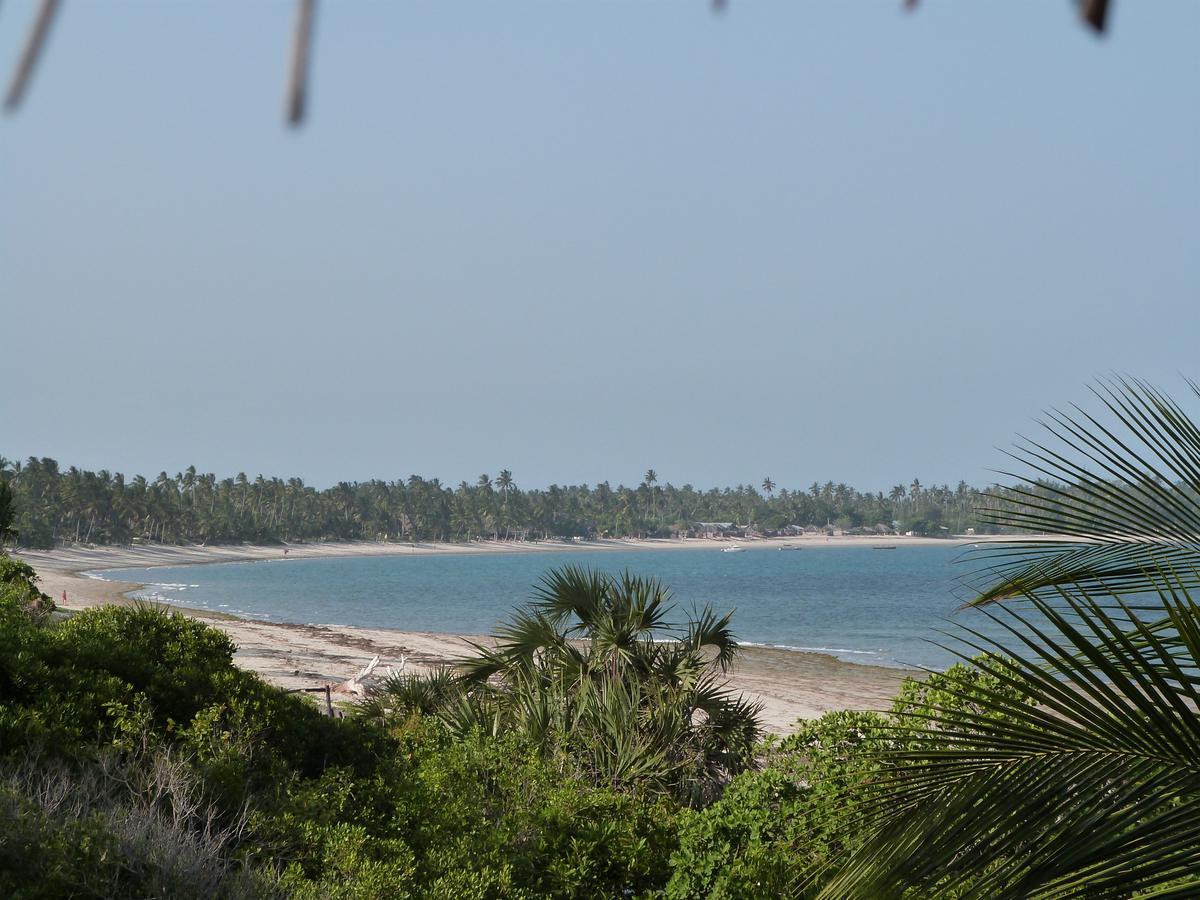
[{"left": 90, "top": 543, "right": 1002, "bottom": 670}]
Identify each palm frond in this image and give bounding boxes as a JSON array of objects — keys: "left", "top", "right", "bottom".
[
  {"left": 455, "top": 641, "right": 511, "bottom": 685},
  {"left": 462, "top": 608, "right": 565, "bottom": 679},
  {"left": 360, "top": 666, "right": 461, "bottom": 719},
  {"left": 530, "top": 565, "right": 612, "bottom": 627},
  {"left": 613, "top": 570, "right": 672, "bottom": 635},
  {"left": 825, "top": 575, "right": 1200, "bottom": 898},
  {"left": 970, "top": 377, "right": 1200, "bottom": 603},
  {"left": 436, "top": 687, "right": 505, "bottom": 739},
  {"left": 684, "top": 604, "right": 739, "bottom": 672}
]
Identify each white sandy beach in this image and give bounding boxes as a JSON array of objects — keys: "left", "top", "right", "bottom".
[{"left": 13, "top": 535, "right": 962, "bottom": 732}]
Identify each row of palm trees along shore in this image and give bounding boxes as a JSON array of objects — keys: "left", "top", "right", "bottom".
[{"left": 1, "top": 453, "right": 1056, "bottom": 551}]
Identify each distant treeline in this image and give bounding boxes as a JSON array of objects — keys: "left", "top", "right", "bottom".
[{"left": 1, "top": 455, "right": 1022, "bottom": 549}]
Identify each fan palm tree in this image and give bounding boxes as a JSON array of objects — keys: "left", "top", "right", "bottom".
[
  {"left": 824, "top": 377, "right": 1200, "bottom": 897},
  {"left": 367, "top": 566, "right": 762, "bottom": 804}
]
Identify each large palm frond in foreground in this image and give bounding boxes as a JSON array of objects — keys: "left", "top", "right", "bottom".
[
  {"left": 825, "top": 379, "right": 1200, "bottom": 897},
  {"left": 820, "top": 575, "right": 1200, "bottom": 898},
  {"left": 969, "top": 376, "right": 1200, "bottom": 604}
]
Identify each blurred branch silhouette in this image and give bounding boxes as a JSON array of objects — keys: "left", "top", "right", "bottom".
[
  {"left": 285, "top": 0, "right": 316, "bottom": 128},
  {"left": 1, "top": 0, "right": 1114, "bottom": 126},
  {"left": 4, "top": 0, "right": 59, "bottom": 111}
]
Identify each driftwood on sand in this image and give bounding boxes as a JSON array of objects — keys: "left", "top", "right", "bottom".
[
  {"left": 331, "top": 655, "right": 381, "bottom": 698},
  {"left": 287, "top": 653, "right": 406, "bottom": 716}
]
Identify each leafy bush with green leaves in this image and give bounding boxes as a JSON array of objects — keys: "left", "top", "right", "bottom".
[
  {"left": 0, "top": 556, "right": 53, "bottom": 623},
  {"left": 259, "top": 719, "right": 680, "bottom": 898},
  {"left": 667, "top": 660, "right": 1038, "bottom": 898},
  {"left": 667, "top": 710, "right": 889, "bottom": 898},
  {"left": 0, "top": 560, "right": 681, "bottom": 898}
]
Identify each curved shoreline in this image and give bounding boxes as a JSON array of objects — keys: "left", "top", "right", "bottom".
[
  {"left": 15, "top": 538, "right": 929, "bottom": 733},
  {"left": 17, "top": 532, "right": 987, "bottom": 573}
]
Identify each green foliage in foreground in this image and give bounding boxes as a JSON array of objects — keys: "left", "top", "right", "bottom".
[
  {"left": 666, "top": 663, "right": 1036, "bottom": 899},
  {"left": 0, "top": 552, "right": 1066, "bottom": 898},
  {"left": 667, "top": 710, "right": 888, "bottom": 898},
  {"left": 0, "top": 561, "right": 680, "bottom": 898},
  {"left": 822, "top": 585, "right": 1200, "bottom": 898},
  {"left": 7, "top": 555, "right": 1035, "bottom": 898},
  {"left": 363, "top": 567, "right": 763, "bottom": 806}
]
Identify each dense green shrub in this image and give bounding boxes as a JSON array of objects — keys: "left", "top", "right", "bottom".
[
  {"left": 0, "top": 560, "right": 680, "bottom": 897},
  {"left": 667, "top": 710, "right": 889, "bottom": 898},
  {"left": 0, "top": 751, "right": 268, "bottom": 900},
  {"left": 0, "top": 556, "right": 53, "bottom": 623},
  {"left": 668, "top": 662, "right": 1038, "bottom": 897},
  {"left": 243, "top": 715, "right": 678, "bottom": 897}
]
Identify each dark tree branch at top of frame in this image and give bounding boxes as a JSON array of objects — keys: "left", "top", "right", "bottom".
[{"left": 2, "top": 0, "right": 1114, "bottom": 127}]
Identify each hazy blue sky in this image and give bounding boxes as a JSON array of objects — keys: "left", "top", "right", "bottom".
[{"left": 3, "top": 2, "right": 1197, "bottom": 492}]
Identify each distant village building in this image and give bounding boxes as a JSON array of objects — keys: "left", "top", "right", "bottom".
[{"left": 692, "top": 521, "right": 742, "bottom": 539}]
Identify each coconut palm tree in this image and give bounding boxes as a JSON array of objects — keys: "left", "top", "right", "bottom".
[
  {"left": 496, "top": 469, "right": 515, "bottom": 539},
  {"left": 761, "top": 477, "right": 776, "bottom": 498},
  {"left": 825, "top": 377, "right": 1200, "bottom": 898},
  {"left": 0, "top": 478, "right": 17, "bottom": 548},
  {"left": 496, "top": 469, "right": 514, "bottom": 495},
  {"left": 367, "top": 566, "right": 762, "bottom": 804}
]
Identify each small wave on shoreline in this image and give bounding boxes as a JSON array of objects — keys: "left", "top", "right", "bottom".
[{"left": 742, "top": 640, "right": 882, "bottom": 657}]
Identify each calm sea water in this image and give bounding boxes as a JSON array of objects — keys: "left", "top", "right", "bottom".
[{"left": 86, "top": 544, "right": 1013, "bottom": 671}]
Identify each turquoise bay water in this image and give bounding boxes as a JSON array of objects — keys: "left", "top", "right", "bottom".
[{"left": 90, "top": 544, "right": 1003, "bottom": 671}]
